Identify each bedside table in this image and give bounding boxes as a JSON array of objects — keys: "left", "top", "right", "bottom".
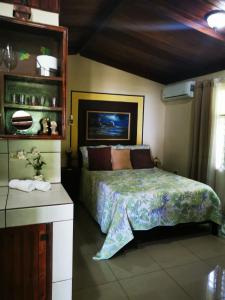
[{"left": 61, "top": 167, "right": 80, "bottom": 201}]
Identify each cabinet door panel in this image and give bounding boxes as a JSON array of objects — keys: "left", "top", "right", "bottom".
[
  {"left": 29, "top": 0, "right": 40, "bottom": 8},
  {"left": 0, "top": 223, "right": 52, "bottom": 300}
]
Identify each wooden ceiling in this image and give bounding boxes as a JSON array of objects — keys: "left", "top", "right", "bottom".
[{"left": 60, "top": 0, "right": 225, "bottom": 84}]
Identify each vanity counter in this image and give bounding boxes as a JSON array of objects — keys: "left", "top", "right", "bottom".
[{"left": 6, "top": 183, "right": 73, "bottom": 227}]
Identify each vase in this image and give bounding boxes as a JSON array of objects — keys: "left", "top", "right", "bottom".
[
  {"left": 33, "top": 170, "right": 43, "bottom": 181},
  {"left": 3, "top": 44, "right": 17, "bottom": 72}
]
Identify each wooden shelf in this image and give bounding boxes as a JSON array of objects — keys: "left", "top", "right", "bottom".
[
  {"left": 0, "top": 15, "right": 65, "bottom": 35},
  {"left": 3, "top": 72, "right": 63, "bottom": 83},
  {"left": 4, "top": 103, "right": 63, "bottom": 112},
  {"left": 0, "top": 16, "right": 67, "bottom": 140},
  {"left": 0, "top": 134, "right": 63, "bottom": 140}
]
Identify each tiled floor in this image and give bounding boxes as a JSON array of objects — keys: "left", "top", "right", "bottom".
[{"left": 73, "top": 204, "right": 225, "bottom": 299}]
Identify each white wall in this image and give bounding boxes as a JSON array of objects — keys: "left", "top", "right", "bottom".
[
  {"left": 163, "top": 99, "right": 193, "bottom": 176},
  {"left": 62, "top": 54, "right": 165, "bottom": 166}
]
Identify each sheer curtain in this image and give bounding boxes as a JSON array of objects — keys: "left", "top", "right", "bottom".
[{"left": 207, "top": 79, "right": 225, "bottom": 213}]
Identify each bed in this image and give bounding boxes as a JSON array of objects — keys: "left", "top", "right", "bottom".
[
  {"left": 72, "top": 95, "right": 222, "bottom": 260},
  {"left": 80, "top": 164, "right": 222, "bottom": 260}
]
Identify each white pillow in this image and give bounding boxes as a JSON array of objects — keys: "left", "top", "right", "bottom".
[{"left": 111, "top": 144, "right": 150, "bottom": 150}]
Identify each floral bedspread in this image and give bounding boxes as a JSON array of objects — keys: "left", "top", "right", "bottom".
[{"left": 80, "top": 168, "right": 222, "bottom": 260}]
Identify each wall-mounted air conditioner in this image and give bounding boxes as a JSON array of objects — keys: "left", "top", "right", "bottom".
[{"left": 162, "top": 81, "right": 195, "bottom": 101}]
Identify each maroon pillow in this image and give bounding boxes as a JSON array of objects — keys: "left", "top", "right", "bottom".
[
  {"left": 130, "top": 149, "right": 154, "bottom": 169},
  {"left": 88, "top": 147, "right": 112, "bottom": 171}
]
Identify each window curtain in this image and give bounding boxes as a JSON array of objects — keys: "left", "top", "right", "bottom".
[
  {"left": 189, "top": 80, "right": 214, "bottom": 183},
  {"left": 207, "top": 79, "right": 225, "bottom": 213}
]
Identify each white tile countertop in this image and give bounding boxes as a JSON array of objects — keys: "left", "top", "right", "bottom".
[
  {"left": 0, "top": 184, "right": 74, "bottom": 227},
  {"left": 0, "top": 187, "right": 8, "bottom": 210},
  {"left": 7, "top": 184, "right": 72, "bottom": 209}
]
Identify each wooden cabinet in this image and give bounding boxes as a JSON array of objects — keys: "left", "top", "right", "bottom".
[
  {"left": 0, "top": 223, "right": 52, "bottom": 300},
  {"left": 0, "top": 16, "right": 67, "bottom": 139},
  {"left": 0, "top": 0, "right": 60, "bottom": 13}
]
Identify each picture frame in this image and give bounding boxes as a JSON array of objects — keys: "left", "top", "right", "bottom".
[{"left": 86, "top": 110, "right": 131, "bottom": 141}]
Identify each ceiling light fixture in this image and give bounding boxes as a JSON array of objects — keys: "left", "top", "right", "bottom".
[{"left": 206, "top": 10, "right": 225, "bottom": 30}]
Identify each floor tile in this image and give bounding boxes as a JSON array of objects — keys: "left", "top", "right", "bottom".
[
  {"left": 166, "top": 261, "right": 216, "bottom": 300},
  {"left": 73, "top": 253, "right": 116, "bottom": 290},
  {"left": 74, "top": 231, "right": 98, "bottom": 256},
  {"left": 204, "top": 254, "right": 225, "bottom": 268},
  {"left": 119, "top": 270, "right": 191, "bottom": 300},
  {"left": 179, "top": 235, "right": 225, "bottom": 259},
  {"left": 73, "top": 282, "right": 128, "bottom": 300},
  {"left": 107, "top": 247, "right": 161, "bottom": 279},
  {"left": 73, "top": 203, "right": 225, "bottom": 299},
  {"left": 143, "top": 240, "right": 199, "bottom": 269}
]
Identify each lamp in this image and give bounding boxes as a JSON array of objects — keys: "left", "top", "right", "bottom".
[{"left": 206, "top": 10, "right": 225, "bottom": 30}]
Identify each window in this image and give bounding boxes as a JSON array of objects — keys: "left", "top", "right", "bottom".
[{"left": 215, "top": 86, "right": 225, "bottom": 170}]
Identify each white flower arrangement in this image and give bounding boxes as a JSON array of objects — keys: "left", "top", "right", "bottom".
[
  {"left": 10, "top": 147, "right": 46, "bottom": 180},
  {"left": 26, "top": 147, "right": 46, "bottom": 179}
]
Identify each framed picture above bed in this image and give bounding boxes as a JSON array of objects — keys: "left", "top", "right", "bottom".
[
  {"left": 86, "top": 111, "right": 131, "bottom": 141},
  {"left": 70, "top": 91, "right": 144, "bottom": 157}
]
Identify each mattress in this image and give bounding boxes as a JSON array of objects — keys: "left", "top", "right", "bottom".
[{"left": 80, "top": 167, "right": 222, "bottom": 260}]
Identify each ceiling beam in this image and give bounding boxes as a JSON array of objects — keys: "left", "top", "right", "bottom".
[
  {"left": 147, "top": 0, "right": 225, "bottom": 43},
  {"left": 75, "top": 0, "right": 126, "bottom": 54}
]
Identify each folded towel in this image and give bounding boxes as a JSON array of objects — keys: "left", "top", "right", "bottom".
[
  {"left": 9, "top": 179, "right": 35, "bottom": 192},
  {"left": 9, "top": 179, "right": 51, "bottom": 192},
  {"left": 34, "top": 180, "right": 51, "bottom": 192}
]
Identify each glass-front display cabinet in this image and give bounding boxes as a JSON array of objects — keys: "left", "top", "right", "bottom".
[{"left": 0, "top": 16, "right": 67, "bottom": 139}]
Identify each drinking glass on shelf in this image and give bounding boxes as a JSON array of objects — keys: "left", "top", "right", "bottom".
[
  {"left": 0, "top": 47, "right": 4, "bottom": 66},
  {"left": 31, "top": 95, "right": 36, "bottom": 106},
  {"left": 3, "top": 44, "right": 17, "bottom": 72},
  {"left": 52, "top": 96, "right": 57, "bottom": 107},
  {"left": 12, "top": 93, "right": 16, "bottom": 104}
]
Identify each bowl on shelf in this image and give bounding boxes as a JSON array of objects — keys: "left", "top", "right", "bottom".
[{"left": 36, "top": 55, "right": 58, "bottom": 77}]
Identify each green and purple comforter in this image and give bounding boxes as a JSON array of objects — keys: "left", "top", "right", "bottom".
[{"left": 80, "top": 168, "right": 222, "bottom": 260}]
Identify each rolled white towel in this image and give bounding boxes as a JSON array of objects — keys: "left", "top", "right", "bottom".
[
  {"left": 34, "top": 180, "right": 51, "bottom": 192},
  {"left": 9, "top": 179, "right": 35, "bottom": 192}
]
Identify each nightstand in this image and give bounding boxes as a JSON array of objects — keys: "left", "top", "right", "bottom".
[{"left": 61, "top": 167, "right": 80, "bottom": 201}]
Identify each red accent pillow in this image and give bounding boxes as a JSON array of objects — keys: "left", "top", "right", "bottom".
[
  {"left": 130, "top": 149, "right": 154, "bottom": 169},
  {"left": 88, "top": 147, "right": 112, "bottom": 171}
]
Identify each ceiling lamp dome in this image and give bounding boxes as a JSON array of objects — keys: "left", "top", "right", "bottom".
[{"left": 206, "top": 10, "right": 225, "bottom": 29}]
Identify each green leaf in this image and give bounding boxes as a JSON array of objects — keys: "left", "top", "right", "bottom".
[
  {"left": 40, "top": 47, "right": 51, "bottom": 55},
  {"left": 19, "top": 50, "right": 30, "bottom": 61}
]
